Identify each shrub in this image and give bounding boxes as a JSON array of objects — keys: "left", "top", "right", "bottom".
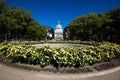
[{"left": 0, "top": 41, "right": 120, "bottom": 68}]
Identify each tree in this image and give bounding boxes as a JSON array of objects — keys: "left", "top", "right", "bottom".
[
  {"left": 106, "top": 8, "right": 120, "bottom": 42},
  {"left": 0, "top": 1, "right": 47, "bottom": 41},
  {"left": 0, "top": 1, "right": 7, "bottom": 14},
  {"left": 0, "top": 1, "right": 7, "bottom": 40},
  {"left": 66, "top": 9, "right": 119, "bottom": 42}
]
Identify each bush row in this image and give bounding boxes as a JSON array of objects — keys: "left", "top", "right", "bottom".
[{"left": 0, "top": 42, "right": 120, "bottom": 67}]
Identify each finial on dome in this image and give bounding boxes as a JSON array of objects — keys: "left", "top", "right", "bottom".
[{"left": 58, "top": 21, "right": 60, "bottom": 24}]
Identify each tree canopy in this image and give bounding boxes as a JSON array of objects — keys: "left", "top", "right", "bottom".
[
  {"left": 1, "top": 1, "right": 119, "bottom": 42},
  {"left": 64, "top": 8, "right": 120, "bottom": 42},
  {"left": 0, "top": 1, "right": 47, "bottom": 41}
]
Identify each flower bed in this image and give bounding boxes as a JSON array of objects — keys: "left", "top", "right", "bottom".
[
  {"left": 0, "top": 41, "right": 120, "bottom": 68},
  {"left": 94, "top": 61, "right": 120, "bottom": 71}
]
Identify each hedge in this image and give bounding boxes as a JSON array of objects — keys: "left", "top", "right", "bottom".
[{"left": 0, "top": 41, "right": 120, "bottom": 67}]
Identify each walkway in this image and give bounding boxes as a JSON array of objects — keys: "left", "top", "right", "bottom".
[{"left": 0, "top": 63, "right": 120, "bottom": 80}]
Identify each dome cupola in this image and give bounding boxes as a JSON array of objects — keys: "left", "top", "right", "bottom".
[
  {"left": 54, "top": 21, "right": 63, "bottom": 40},
  {"left": 56, "top": 21, "right": 62, "bottom": 29}
]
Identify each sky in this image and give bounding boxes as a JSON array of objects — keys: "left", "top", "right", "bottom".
[{"left": 6, "top": 0, "right": 120, "bottom": 30}]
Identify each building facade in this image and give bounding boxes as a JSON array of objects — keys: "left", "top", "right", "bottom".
[{"left": 54, "top": 21, "right": 63, "bottom": 40}]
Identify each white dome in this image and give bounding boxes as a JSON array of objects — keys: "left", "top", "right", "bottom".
[
  {"left": 54, "top": 21, "right": 63, "bottom": 40},
  {"left": 56, "top": 21, "right": 62, "bottom": 29},
  {"left": 56, "top": 24, "right": 62, "bottom": 29},
  {"left": 55, "top": 29, "right": 63, "bottom": 33},
  {"left": 55, "top": 21, "right": 63, "bottom": 33}
]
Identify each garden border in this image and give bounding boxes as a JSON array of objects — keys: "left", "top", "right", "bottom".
[{"left": 0, "top": 60, "right": 120, "bottom": 79}]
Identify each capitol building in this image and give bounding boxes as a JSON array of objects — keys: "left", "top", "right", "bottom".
[{"left": 54, "top": 21, "right": 63, "bottom": 40}]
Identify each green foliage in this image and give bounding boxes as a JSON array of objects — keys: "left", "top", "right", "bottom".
[
  {"left": 65, "top": 8, "right": 120, "bottom": 42},
  {"left": 0, "top": 42, "right": 120, "bottom": 67},
  {"left": 0, "top": 1, "right": 46, "bottom": 40}
]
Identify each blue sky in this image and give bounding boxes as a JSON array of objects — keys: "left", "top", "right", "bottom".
[{"left": 7, "top": 0, "right": 120, "bottom": 30}]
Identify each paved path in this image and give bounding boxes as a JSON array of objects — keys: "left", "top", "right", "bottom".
[
  {"left": 0, "top": 63, "right": 120, "bottom": 80},
  {"left": 32, "top": 43, "right": 87, "bottom": 48}
]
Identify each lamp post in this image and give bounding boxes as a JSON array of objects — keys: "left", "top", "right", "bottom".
[{"left": 56, "top": 60, "right": 62, "bottom": 70}]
